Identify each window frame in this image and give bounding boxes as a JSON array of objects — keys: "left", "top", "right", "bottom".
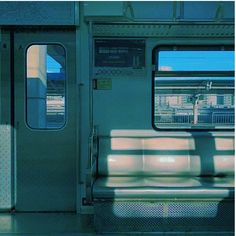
[
  {"left": 152, "top": 45, "right": 235, "bottom": 131},
  {"left": 25, "top": 43, "right": 67, "bottom": 130}
]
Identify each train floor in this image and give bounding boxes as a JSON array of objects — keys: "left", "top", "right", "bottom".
[
  {"left": 0, "top": 213, "right": 93, "bottom": 236},
  {"left": 0, "top": 213, "right": 233, "bottom": 236}
]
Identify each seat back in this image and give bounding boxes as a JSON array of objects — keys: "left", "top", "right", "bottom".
[{"left": 98, "top": 136, "right": 234, "bottom": 177}]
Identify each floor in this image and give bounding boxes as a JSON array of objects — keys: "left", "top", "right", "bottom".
[
  {"left": 0, "top": 213, "right": 94, "bottom": 235},
  {"left": 0, "top": 213, "right": 234, "bottom": 236}
]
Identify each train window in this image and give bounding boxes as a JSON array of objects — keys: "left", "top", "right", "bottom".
[
  {"left": 153, "top": 46, "right": 234, "bottom": 130},
  {"left": 26, "top": 44, "right": 66, "bottom": 129}
]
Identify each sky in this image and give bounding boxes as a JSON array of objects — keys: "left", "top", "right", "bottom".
[
  {"left": 158, "top": 51, "right": 234, "bottom": 72},
  {"left": 47, "top": 55, "right": 61, "bottom": 73}
]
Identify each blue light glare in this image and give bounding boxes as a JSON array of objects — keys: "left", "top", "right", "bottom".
[{"left": 158, "top": 51, "right": 235, "bottom": 71}]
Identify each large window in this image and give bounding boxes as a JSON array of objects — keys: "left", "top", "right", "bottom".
[
  {"left": 26, "top": 44, "right": 66, "bottom": 129},
  {"left": 153, "top": 46, "right": 234, "bottom": 129}
]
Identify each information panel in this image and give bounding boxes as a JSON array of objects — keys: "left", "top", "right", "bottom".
[{"left": 94, "top": 39, "right": 145, "bottom": 68}]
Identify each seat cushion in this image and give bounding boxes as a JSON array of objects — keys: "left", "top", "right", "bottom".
[{"left": 93, "top": 176, "right": 234, "bottom": 200}]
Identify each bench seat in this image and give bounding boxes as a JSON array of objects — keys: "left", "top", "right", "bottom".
[
  {"left": 93, "top": 176, "right": 234, "bottom": 200},
  {"left": 92, "top": 136, "right": 234, "bottom": 232}
]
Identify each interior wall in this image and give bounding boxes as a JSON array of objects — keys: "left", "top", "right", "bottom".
[{"left": 0, "top": 30, "right": 13, "bottom": 210}]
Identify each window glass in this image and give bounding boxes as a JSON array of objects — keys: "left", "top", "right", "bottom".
[
  {"left": 26, "top": 44, "right": 66, "bottom": 129},
  {"left": 154, "top": 47, "right": 234, "bottom": 129}
]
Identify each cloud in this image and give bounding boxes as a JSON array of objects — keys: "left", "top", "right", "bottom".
[{"left": 159, "top": 66, "right": 173, "bottom": 71}]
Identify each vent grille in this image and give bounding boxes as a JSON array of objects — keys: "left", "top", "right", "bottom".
[
  {"left": 0, "top": 125, "right": 12, "bottom": 209},
  {"left": 94, "top": 200, "right": 234, "bottom": 233},
  {"left": 93, "top": 24, "right": 234, "bottom": 38}
]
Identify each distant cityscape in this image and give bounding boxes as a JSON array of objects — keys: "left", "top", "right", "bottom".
[
  {"left": 155, "top": 94, "right": 234, "bottom": 108},
  {"left": 155, "top": 94, "right": 234, "bottom": 125}
]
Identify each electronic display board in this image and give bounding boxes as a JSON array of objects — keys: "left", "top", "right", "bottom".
[{"left": 94, "top": 39, "right": 145, "bottom": 68}]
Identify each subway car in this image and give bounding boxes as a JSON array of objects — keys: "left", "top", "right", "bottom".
[{"left": 0, "top": 1, "right": 234, "bottom": 235}]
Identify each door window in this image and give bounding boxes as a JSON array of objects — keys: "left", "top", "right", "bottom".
[{"left": 26, "top": 44, "right": 66, "bottom": 129}]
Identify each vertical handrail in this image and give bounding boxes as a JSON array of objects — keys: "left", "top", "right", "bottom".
[{"left": 85, "top": 125, "right": 98, "bottom": 204}]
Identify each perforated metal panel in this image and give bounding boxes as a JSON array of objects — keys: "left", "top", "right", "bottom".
[
  {"left": 0, "top": 125, "right": 12, "bottom": 209},
  {"left": 93, "top": 24, "right": 234, "bottom": 38},
  {"left": 0, "top": 2, "right": 76, "bottom": 25},
  {"left": 94, "top": 67, "right": 147, "bottom": 79},
  {"left": 94, "top": 200, "right": 234, "bottom": 233}
]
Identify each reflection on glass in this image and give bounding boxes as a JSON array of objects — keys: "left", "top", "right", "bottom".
[{"left": 26, "top": 44, "right": 66, "bottom": 129}]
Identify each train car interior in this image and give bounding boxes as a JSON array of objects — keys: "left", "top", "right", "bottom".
[{"left": 0, "top": 1, "right": 234, "bottom": 235}]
